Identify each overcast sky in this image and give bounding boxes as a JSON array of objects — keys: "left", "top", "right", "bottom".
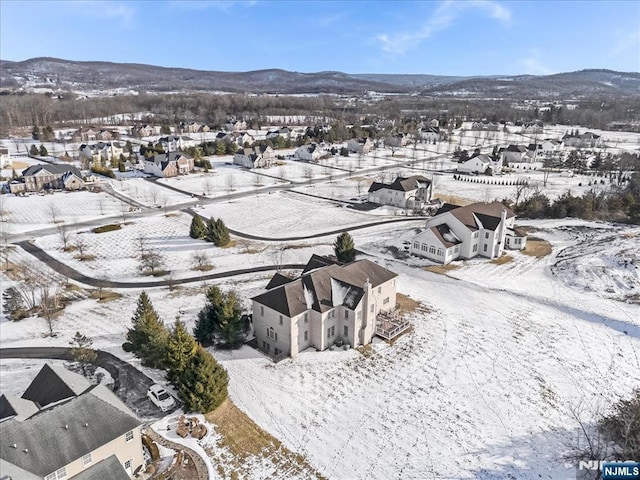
[{"left": 1, "top": 0, "right": 638, "bottom": 75}]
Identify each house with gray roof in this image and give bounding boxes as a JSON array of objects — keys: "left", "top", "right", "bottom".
[
  {"left": 0, "top": 364, "right": 144, "bottom": 480},
  {"left": 252, "top": 256, "right": 401, "bottom": 359},
  {"left": 9, "top": 164, "right": 84, "bottom": 194},
  {"left": 143, "top": 151, "right": 194, "bottom": 178},
  {"left": 410, "top": 201, "right": 527, "bottom": 264},
  {"left": 233, "top": 145, "right": 275, "bottom": 169},
  {"left": 368, "top": 175, "right": 432, "bottom": 209}
]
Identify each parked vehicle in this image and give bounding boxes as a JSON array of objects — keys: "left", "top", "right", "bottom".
[{"left": 147, "top": 384, "right": 175, "bottom": 412}]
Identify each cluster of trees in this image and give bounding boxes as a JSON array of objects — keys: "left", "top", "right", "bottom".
[
  {"left": 32, "top": 125, "right": 55, "bottom": 141},
  {"left": 139, "top": 142, "right": 165, "bottom": 158},
  {"left": 189, "top": 216, "right": 230, "bottom": 247},
  {"left": 516, "top": 173, "right": 640, "bottom": 223},
  {"left": 124, "top": 292, "right": 229, "bottom": 413},
  {"left": 29, "top": 144, "right": 48, "bottom": 157},
  {"left": 334, "top": 232, "right": 356, "bottom": 263},
  {"left": 194, "top": 286, "right": 250, "bottom": 348}
]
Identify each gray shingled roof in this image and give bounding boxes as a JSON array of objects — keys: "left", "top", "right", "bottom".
[
  {"left": 21, "top": 363, "right": 92, "bottom": 408},
  {"left": 72, "top": 454, "right": 131, "bottom": 480},
  {"left": 368, "top": 175, "right": 431, "bottom": 193},
  {"left": 1, "top": 386, "right": 141, "bottom": 477},
  {"left": 21, "top": 164, "right": 82, "bottom": 178},
  {"left": 433, "top": 202, "right": 514, "bottom": 232},
  {"left": 253, "top": 258, "right": 397, "bottom": 317},
  {"left": 0, "top": 394, "right": 39, "bottom": 422}
]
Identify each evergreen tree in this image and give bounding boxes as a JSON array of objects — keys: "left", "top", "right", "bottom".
[
  {"left": 179, "top": 344, "right": 228, "bottom": 413},
  {"left": 166, "top": 318, "right": 198, "bottom": 385},
  {"left": 126, "top": 292, "right": 168, "bottom": 368},
  {"left": 334, "top": 231, "right": 356, "bottom": 263},
  {"left": 31, "top": 125, "right": 40, "bottom": 140},
  {"left": 189, "top": 215, "right": 207, "bottom": 239},
  {"left": 2, "top": 287, "right": 27, "bottom": 321},
  {"left": 195, "top": 286, "right": 247, "bottom": 348},
  {"left": 70, "top": 331, "right": 98, "bottom": 376},
  {"left": 29, "top": 144, "right": 39, "bottom": 156},
  {"left": 214, "top": 219, "right": 230, "bottom": 246},
  {"left": 39, "top": 145, "right": 48, "bottom": 157}
]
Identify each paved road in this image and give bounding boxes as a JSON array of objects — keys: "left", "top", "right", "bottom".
[{"left": 0, "top": 347, "right": 164, "bottom": 420}]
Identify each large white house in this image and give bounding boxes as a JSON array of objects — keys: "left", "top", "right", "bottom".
[
  {"left": 347, "top": 137, "right": 374, "bottom": 154},
  {"left": 367, "top": 175, "right": 432, "bottom": 209},
  {"left": 410, "top": 202, "right": 527, "bottom": 264},
  {"left": 457, "top": 154, "right": 502, "bottom": 175},
  {"left": 252, "top": 256, "right": 400, "bottom": 359},
  {"left": 233, "top": 145, "right": 275, "bottom": 169},
  {"left": 294, "top": 143, "right": 328, "bottom": 162}
]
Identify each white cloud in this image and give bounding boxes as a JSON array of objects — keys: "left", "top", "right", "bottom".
[
  {"left": 61, "top": 1, "right": 135, "bottom": 26},
  {"left": 518, "top": 49, "right": 551, "bottom": 75},
  {"left": 377, "top": 0, "right": 511, "bottom": 55},
  {"left": 168, "top": 0, "right": 256, "bottom": 12}
]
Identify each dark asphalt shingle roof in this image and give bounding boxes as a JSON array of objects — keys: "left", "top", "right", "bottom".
[
  {"left": 21, "top": 164, "right": 82, "bottom": 178},
  {"left": 72, "top": 454, "right": 131, "bottom": 480},
  {"left": 21, "top": 363, "right": 92, "bottom": 408},
  {"left": 368, "top": 175, "right": 431, "bottom": 193},
  {"left": 433, "top": 202, "right": 514, "bottom": 232}
]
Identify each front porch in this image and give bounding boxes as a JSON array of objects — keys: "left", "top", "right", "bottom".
[{"left": 375, "top": 310, "right": 411, "bottom": 340}]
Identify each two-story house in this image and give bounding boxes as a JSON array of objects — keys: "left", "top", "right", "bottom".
[
  {"left": 0, "top": 364, "right": 144, "bottom": 480},
  {"left": 294, "top": 143, "right": 328, "bottom": 162},
  {"left": 252, "top": 256, "right": 399, "bottom": 359},
  {"left": 367, "top": 175, "right": 432, "bottom": 209},
  {"left": 233, "top": 145, "right": 275, "bottom": 169},
  {"left": 410, "top": 202, "right": 527, "bottom": 264},
  {"left": 457, "top": 154, "right": 502, "bottom": 175},
  {"left": 143, "top": 152, "right": 194, "bottom": 178},
  {"left": 9, "top": 164, "right": 84, "bottom": 194}
]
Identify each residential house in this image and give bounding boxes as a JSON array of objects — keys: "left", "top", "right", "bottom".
[
  {"left": 144, "top": 152, "right": 194, "bottom": 178},
  {"left": 347, "top": 137, "right": 374, "bottom": 154},
  {"left": 562, "top": 132, "right": 603, "bottom": 148},
  {"left": 130, "top": 124, "right": 158, "bottom": 138},
  {"left": 385, "top": 133, "right": 410, "bottom": 148},
  {"left": 10, "top": 164, "right": 84, "bottom": 194},
  {"left": 419, "top": 126, "right": 441, "bottom": 143},
  {"left": 471, "top": 121, "right": 500, "bottom": 131},
  {"left": 521, "top": 122, "right": 543, "bottom": 134},
  {"left": 295, "top": 143, "right": 328, "bottom": 162},
  {"left": 79, "top": 142, "right": 126, "bottom": 166},
  {"left": 499, "top": 145, "right": 529, "bottom": 165},
  {"left": 159, "top": 135, "right": 196, "bottom": 152},
  {"left": 367, "top": 175, "right": 432, "bottom": 209},
  {"left": 252, "top": 255, "right": 399, "bottom": 359},
  {"left": 266, "top": 127, "right": 292, "bottom": 141},
  {"left": 410, "top": 202, "right": 527, "bottom": 264},
  {"left": 0, "top": 364, "right": 144, "bottom": 480},
  {"left": 224, "top": 119, "right": 247, "bottom": 132},
  {"left": 231, "top": 131, "right": 255, "bottom": 147},
  {"left": 0, "top": 148, "right": 10, "bottom": 169},
  {"left": 539, "top": 139, "right": 564, "bottom": 153},
  {"left": 457, "top": 154, "right": 502, "bottom": 175},
  {"left": 71, "top": 127, "right": 117, "bottom": 143},
  {"left": 179, "top": 122, "right": 209, "bottom": 134},
  {"left": 233, "top": 145, "right": 275, "bottom": 169}
]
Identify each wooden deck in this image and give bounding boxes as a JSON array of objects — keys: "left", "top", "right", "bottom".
[{"left": 375, "top": 311, "right": 411, "bottom": 340}]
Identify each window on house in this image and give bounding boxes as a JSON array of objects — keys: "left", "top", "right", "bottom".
[
  {"left": 266, "top": 342, "right": 271, "bottom": 352},
  {"left": 455, "top": 246, "right": 459, "bottom": 253},
  {"left": 429, "top": 246, "right": 436, "bottom": 254},
  {"left": 437, "top": 249, "right": 443, "bottom": 256},
  {"left": 304, "top": 312, "right": 308, "bottom": 323},
  {"left": 82, "top": 453, "right": 92, "bottom": 467},
  {"left": 327, "top": 326, "right": 335, "bottom": 338},
  {"left": 473, "top": 244, "right": 478, "bottom": 252},
  {"left": 267, "top": 327, "right": 277, "bottom": 341},
  {"left": 262, "top": 341, "right": 266, "bottom": 350},
  {"left": 45, "top": 474, "right": 56, "bottom": 480},
  {"left": 344, "top": 325, "right": 348, "bottom": 337},
  {"left": 485, "top": 232, "right": 489, "bottom": 239},
  {"left": 49, "top": 467, "right": 66, "bottom": 479},
  {"left": 370, "top": 304, "right": 374, "bottom": 313},
  {"left": 125, "top": 430, "right": 134, "bottom": 442},
  {"left": 304, "top": 331, "right": 308, "bottom": 341},
  {"left": 377, "top": 287, "right": 381, "bottom": 294},
  {"left": 413, "top": 242, "right": 419, "bottom": 249},
  {"left": 383, "top": 297, "right": 390, "bottom": 304},
  {"left": 274, "top": 348, "right": 281, "bottom": 356},
  {"left": 260, "top": 306, "right": 264, "bottom": 316},
  {"left": 279, "top": 315, "right": 283, "bottom": 325},
  {"left": 421, "top": 244, "right": 427, "bottom": 251},
  {"left": 357, "top": 311, "right": 362, "bottom": 321},
  {"left": 124, "top": 460, "right": 131, "bottom": 471},
  {"left": 474, "top": 232, "right": 479, "bottom": 238},
  {"left": 344, "top": 310, "right": 349, "bottom": 319},
  {"left": 483, "top": 244, "right": 488, "bottom": 252}
]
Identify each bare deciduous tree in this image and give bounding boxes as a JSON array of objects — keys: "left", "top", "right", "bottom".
[
  {"left": 191, "top": 251, "right": 211, "bottom": 271},
  {"left": 47, "top": 202, "right": 60, "bottom": 224},
  {"left": 57, "top": 225, "right": 71, "bottom": 251},
  {"left": 226, "top": 175, "right": 236, "bottom": 194}
]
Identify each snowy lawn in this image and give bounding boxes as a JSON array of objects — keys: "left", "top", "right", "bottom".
[{"left": 107, "top": 177, "right": 193, "bottom": 207}]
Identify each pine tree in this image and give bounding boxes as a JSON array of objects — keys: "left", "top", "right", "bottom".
[
  {"left": 29, "top": 144, "right": 39, "bottom": 156},
  {"left": 179, "top": 345, "right": 228, "bottom": 413},
  {"left": 189, "top": 215, "right": 207, "bottom": 239},
  {"left": 205, "top": 217, "right": 218, "bottom": 243},
  {"left": 334, "top": 231, "right": 356, "bottom": 263},
  {"left": 70, "top": 331, "right": 98, "bottom": 375},
  {"left": 166, "top": 318, "right": 197, "bottom": 385},
  {"left": 39, "top": 145, "right": 48, "bottom": 157},
  {"left": 2, "top": 287, "right": 27, "bottom": 321},
  {"left": 126, "top": 292, "right": 168, "bottom": 368},
  {"left": 195, "top": 286, "right": 247, "bottom": 348},
  {"left": 214, "top": 219, "right": 230, "bottom": 246}
]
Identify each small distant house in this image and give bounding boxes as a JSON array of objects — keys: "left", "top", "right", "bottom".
[
  {"left": 233, "top": 145, "right": 275, "bottom": 169},
  {"left": 521, "top": 122, "right": 543, "bottom": 134},
  {"left": 79, "top": 142, "right": 126, "bottom": 166},
  {"left": 0, "top": 148, "right": 10, "bottom": 168},
  {"left": 231, "top": 131, "right": 255, "bottom": 147},
  {"left": 252, "top": 255, "right": 400, "bottom": 359},
  {"left": 347, "top": 137, "right": 374, "bottom": 154},
  {"left": 471, "top": 121, "right": 500, "bottom": 131},
  {"left": 0, "top": 364, "right": 144, "bottom": 480},
  {"left": 130, "top": 124, "right": 158, "bottom": 138},
  {"left": 457, "top": 154, "right": 502, "bottom": 175},
  {"left": 10, "top": 164, "right": 84, "bottom": 193},
  {"left": 385, "top": 133, "right": 410, "bottom": 148},
  {"left": 499, "top": 145, "right": 529, "bottom": 165},
  {"left": 368, "top": 175, "right": 432, "bottom": 209},
  {"left": 562, "top": 132, "right": 602, "bottom": 148},
  {"left": 144, "top": 152, "right": 194, "bottom": 178},
  {"left": 419, "top": 126, "right": 441, "bottom": 143},
  {"left": 295, "top": 143, "right": 328, "bottom": 162},
  {"left": 179, "top": 121, "right": 208, "bottom": 134},
  {"left": 266, "top": 127, "right": 292, "bottom": 141},
  {"left": 410, "top": 202, "right": 527, "bottom": 264},
  {"left": 224, "top": 119, "right": 247, "bottom": 132},
  {"left": 159, "top": 135, "right": 196, "bottom": 152}
]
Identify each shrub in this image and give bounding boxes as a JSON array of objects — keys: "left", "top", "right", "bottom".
[
  {"left": 121, "top": 341, "right": 133, "bottom": 352},
  {"left": 91, "top": 165, "right": 116, "bottom": 179},
  {"left": 93, "top": 224, "right": 122, "bottom": 234}
]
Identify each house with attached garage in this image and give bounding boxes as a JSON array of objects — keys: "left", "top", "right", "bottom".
[
  {"left": 457, "top": 154, "right": 502, "bottom": 175},
  {"left": 419, "top": 126, "right": 442, "bottom": 143},
  {"left": 79, "top": 142, "right": 126, "bottom": 166},
  {"left": 0, "top": 363, "right": 144, "bottom": 480},
  {"left": 410, "top": 202, "right": 527, "bottom": 264},
  {"left": 368, "top": 175, "right": 433, "bottom": 209},
  {"left": 9, "top": 164, "right": 84, "bottom": 194},
  {"left": 233, "top": 145, "right": 275, "bottom": 169},
  {"left": 347, "top": 137, "right": 374, "bottom": 154},
  {"left": 294, "top": 143, "right": 328, "bottom": 162},
  {"left": 143, "top": 152, "right": 194, "bottom": 178},
  {"left": 252, "top": 255, "right": 406, "bottom": 360}
]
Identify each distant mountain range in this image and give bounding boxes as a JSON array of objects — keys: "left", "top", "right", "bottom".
[{"left": 1, "top": 57, "right": 639, "bottom": 98}]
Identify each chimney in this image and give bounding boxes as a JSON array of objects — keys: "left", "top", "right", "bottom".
[
  {"left": 84, "top": 422, "right": 89, "bottom": 427},
  {"left": 11, "top": 444, "right": 16, "bottom": 449},
  {"left": 23, "top": 448, "right": 28, "bottom": 454},
  {"left": 64, "top": 424, "right": 69, "bottom": 430}
]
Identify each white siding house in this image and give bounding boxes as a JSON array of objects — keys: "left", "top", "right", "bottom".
[
  {"left": 295, "top": 143, "right": 328, "bottom": 162},
  {"left": 367, "top": 175, "right": 432, "bottom": 208},
  {"left": 457, "top": 154, "right": 502, "bottom": 174},
  {"left": 233, "top": 145, "right": 275, "bottom": 169},
  {"left": 252, "top": 256, "right": 400, "bottom": 359},
  {"left": 410, "top": 202, "right": 527, "bottom": 264},
  {"left": 347, "top": 137, "right": 374, "bottom": 154}
]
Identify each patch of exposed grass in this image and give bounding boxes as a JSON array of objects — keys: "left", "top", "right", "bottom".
[
  {"left": 76, "top": 254, "right": 96, "bottom": 261},
  {"left": 220, "top": 240, "right": 237, "bottom": 249},
  {"left": 433, "top": 193, "right": 472, "bottom": 206},
  {"left": 396, "top": 293, "right": 421, "bottom": 315},
  {"left": 356, "top": 344, "right": 375, "bottom": 358},
  {"left": 205, "top": 399, "right": 326, "bottom": 479},
  {"left": 192, "top": 264, "right": 215, "bottom": 272},
  {"left": 490, "top": 254, "right": 514, "bottom": 265},
  {"left": 88, "top": 289, "right": 122, "bottom": 302},
  {"left": 92, "top": 224, "right": 121, "bottom": 234},
  {"left": 521, "top": 237, "right": 552, "bottom": 258},
  {"left": 423, "top": 263, "right": 460, "bottom": 275}
]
